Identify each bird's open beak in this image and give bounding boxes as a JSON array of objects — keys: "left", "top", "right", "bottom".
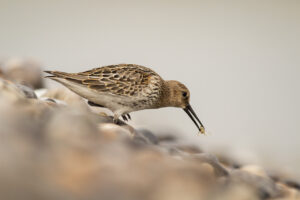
[{"left": 183, "top": 104, "right": 205, "bottom": 134}]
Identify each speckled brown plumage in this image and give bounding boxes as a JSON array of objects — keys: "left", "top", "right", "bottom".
[
  {"left": 80, "top": 64, "right": 161, "bottom": 97},
  {"left": 45, "top": 64, "right": 205, "bottom": 134},
  {"left": 46, "top": 64, "right": 162, "bottom": 106}
]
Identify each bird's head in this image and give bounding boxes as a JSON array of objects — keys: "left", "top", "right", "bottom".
[{"left": 162, "top": 80, "right": 205, "bottom": 134}]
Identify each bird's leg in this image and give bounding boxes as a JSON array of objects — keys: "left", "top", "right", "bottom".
[
  {"left": 121, "top": 114, "right": 131, "bottom": 121},
  {"left": 113, "top": 110, "right": 128, "bottom": 124}
]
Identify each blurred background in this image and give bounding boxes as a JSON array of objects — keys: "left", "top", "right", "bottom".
[{"left": 0, "top": 0, "right": 299, "bottom": 178}]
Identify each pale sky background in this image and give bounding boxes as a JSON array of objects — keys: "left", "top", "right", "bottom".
[{"left": 0, "top": 0, "right": 299, "bottom": 178}]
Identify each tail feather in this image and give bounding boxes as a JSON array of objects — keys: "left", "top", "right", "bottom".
[
  {"left": 43, "top": 71, "right": 96, "bottom": 101},
  {"left": 44, "top": 70, "right": 87, "bottom": 85},
  {"left": 44, "top": 70, "right": 71, "bottom": 78},
  {"left": 44, "top": 71, "right": 87, "bottom": 79}
]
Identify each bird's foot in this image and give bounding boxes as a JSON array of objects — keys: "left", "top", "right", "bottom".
[
  {"left": 121, "top": 114, "right": 131, "bottom": 121},
  {"left": 122, "top": 115, "right": 128, "bottom": 121}
]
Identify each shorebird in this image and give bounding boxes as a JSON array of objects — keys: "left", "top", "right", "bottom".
[{"left": 45, "top": 64, "right": 205, "bottom": 134}]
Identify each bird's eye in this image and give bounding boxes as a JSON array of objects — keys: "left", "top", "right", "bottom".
[{"left": 182, "top": 92, "right": 187, "bottom": 97}]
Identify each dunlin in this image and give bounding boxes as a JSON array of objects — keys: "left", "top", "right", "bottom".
[{"left": 45, "top": 64, "right": 205, "bottom": 134}]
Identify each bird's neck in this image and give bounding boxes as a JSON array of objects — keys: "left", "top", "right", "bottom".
[{"left": 157, "top": 81, "right": 173, "bottom": 108}]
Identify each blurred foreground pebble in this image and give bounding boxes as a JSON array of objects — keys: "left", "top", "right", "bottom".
[
  {"left": 0, "top": 71, "right": 299, "bottom": 200},
  {"left": 0, "top": 58, "right": 44, "bottom": 89}
]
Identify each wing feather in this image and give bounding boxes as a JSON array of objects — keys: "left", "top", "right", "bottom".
[{"left": 78, "top": 64, "right": 163, "bottom": 98}]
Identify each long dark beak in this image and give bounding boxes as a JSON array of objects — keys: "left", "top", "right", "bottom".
[{"left": 183, "top": 104, "right": 205, "bottom": 134}]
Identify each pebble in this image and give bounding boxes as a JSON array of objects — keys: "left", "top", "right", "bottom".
[
  {"left": 0, "top": 78, "right": 27, "bottom": 102},
  {"left": 0, "top": 58, "right": 44, "bottom": 89},
  {"left": 16, "top": 83, "right": 37, "bottom": 99},
  {"left": 225, "top": 169, "right": 281, "bottom": 199},
  {"left": 241, "top": 165, "right": 268, "bottom": 177},
  {"left": 41, "top": 87, "right": 87, "bottom": 107},
  {"left": 189, "top": 153, "right": 229, "bottom": 177},
  {"left": 137, "top": 129, "right": 159, "bottom": 144},
  {"left": 0, "top": 67, "right": 299, "bottom": 200}
]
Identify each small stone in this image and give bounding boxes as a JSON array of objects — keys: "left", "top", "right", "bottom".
[
  {"left": 214, "top": 153, "right": 241, "bottom": 169},
  {"left": 1, "top": 58, "right": 44, "bottom": 89},
  {"left": 200, "top": 163, "right": 215, "bottom": 176},
  {"left": 41, "top": 87, "right": 87, "bottom": 107},
  {"left": 0, "top": 67, "right": 4, "bottom": 77},
  {"left": 241, "top": 165, "right": 268, "bottom": 177},
  {"left": 156, "top": 134, "right": 177, "bottom": 143},
  {"left": 189, "top": 153, "right": 229, "bottom": 177},
  {"left": 176, "top": 145, "right": 202, "bottom": 154},
  {"left": 225, "top": 169, "right": 281, "bottom": 199},
  {"left": 0, "top": 78, "right": 26, "bottom": 102},
  {"left": 98, "top": 123, "right": 133, "bottom": 140},
  {"left": 213, "top": 183, "right": 260, "bottom": 200},
  {"left": 43, "top": 98, "right": 57, "bottom": 103},
  {"left": 39, "top": 97, "right": 68, "bottom": 106},
  {"left": 16, "top": 84, "right": 37, "bottom": 99},
  {"left": 284, "top": 180, "right": 300, "bottom": 190},
  {"left": 137, "top": 129, "right": 159, "bottom": 144},
  {"left": 276, "top": 182, "right": 300, "bottom": 199}
]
